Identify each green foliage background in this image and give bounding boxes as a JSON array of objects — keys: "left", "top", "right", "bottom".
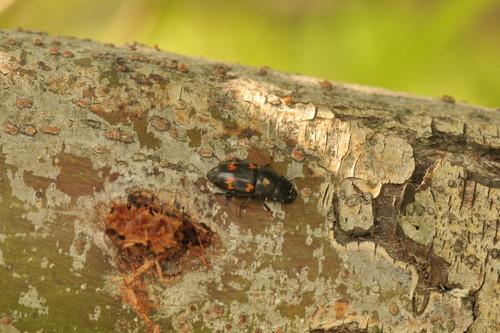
[{"left": 1, "top": 0, "right": 499, "bottom": 108}]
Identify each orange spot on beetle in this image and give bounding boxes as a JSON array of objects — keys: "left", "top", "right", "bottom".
[
  {"left": 227, "top": 162, "right": 238, "bottom": 171},
  {"left": 248, "top": 163, "right": 257, "bottom": 169},
  {"left": 245, "top": 184, "right": 255, "bottom": 193},
  {"left": 225, "top": 176, "right": 236, "bottom": 190}
]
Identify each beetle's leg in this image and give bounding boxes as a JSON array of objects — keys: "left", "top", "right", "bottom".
[
  {"left": 238, "top": 197, "right": 252, "bottom": 215},
  {"left": 261, "top": 200, "right": 273, "bottom": 216}
]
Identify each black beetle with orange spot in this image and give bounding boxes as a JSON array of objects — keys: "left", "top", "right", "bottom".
[{"left": 207, "top": 158, "right": 297, "bottom": 213}]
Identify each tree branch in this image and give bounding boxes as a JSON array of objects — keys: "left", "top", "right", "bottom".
[{"left": 1, "top": 28, "right": 499, "bottom": 332}]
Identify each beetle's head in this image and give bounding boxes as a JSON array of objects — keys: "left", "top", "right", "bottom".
[{"left": 276, "top": 178, "right": 297, "bottom": 204}]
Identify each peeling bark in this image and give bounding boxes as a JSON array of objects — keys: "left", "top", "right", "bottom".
[{"left": 0, "top": 28, "right": 499, "bottom": 332}]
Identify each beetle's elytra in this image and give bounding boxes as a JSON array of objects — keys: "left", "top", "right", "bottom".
[{"left": 207, "top": 160, "right": 297, "bottom": 210}]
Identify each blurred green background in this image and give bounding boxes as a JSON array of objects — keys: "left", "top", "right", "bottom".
[{"left": 1, "top": 0, "right": 499, "bottom": 108}]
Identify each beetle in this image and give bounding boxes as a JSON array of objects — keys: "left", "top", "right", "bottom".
[{"left": 207, "top": 159, "right": 297, "bottom": 214}]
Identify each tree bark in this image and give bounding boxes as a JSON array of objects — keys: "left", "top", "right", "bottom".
[{"left": 0, "top": 28, "right": 499, "bottom": 332}]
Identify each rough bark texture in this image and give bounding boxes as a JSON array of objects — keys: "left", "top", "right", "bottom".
[{"left": 0, "top": 28, "right": 499, "bottom": 332}]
